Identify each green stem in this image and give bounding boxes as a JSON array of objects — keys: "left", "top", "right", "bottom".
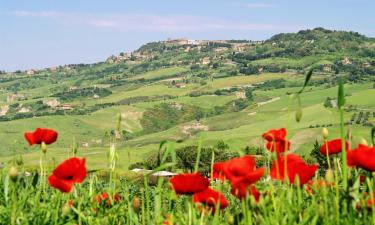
[{"left": 340, "top": 108, "right": 347, "bottom": 190}]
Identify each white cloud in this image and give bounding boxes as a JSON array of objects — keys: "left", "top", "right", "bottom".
[{"left": 11, "top": 10, "right": 296, "bottom": 32}]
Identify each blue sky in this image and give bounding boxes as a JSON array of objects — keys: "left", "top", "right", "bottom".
[{"left": 1, "top": 0, "right": 374, "bottom": 71}]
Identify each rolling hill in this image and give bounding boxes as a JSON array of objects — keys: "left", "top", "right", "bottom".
[{"left": 0, "top": 28, "right": 374, "bottom": 170}]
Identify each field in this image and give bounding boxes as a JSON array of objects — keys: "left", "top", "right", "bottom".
[{"left": 0, "top": 28, "right": 375, "bottom": 224}]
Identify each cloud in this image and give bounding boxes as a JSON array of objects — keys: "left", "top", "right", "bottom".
[{"left": 10, "top": 10, "right": 295, "bottom": 32}]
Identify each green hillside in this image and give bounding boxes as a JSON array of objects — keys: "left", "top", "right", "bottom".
[{"left": 0, "top": 28, "right": 374, "bottom": 170}]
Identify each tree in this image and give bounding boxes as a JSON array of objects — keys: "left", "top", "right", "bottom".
[
  {"left": 244, "top": 88, "right": 254, "bottom": 101},
  {"left": 309, "top": 140, "right": 328, "bottom": 175}
]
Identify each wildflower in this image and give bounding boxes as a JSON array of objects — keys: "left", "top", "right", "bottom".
[
  {"left": 270, "top": 154, "right": 318, "bottom": 186},
  {"left": 305, "top": 180, "right": 333, "bottom": 193},
  {"left": 266, "top": 139, "right": 291, "bottom": 153},
  {"left": 169, "top": 173, "right": 209, "bottom": 195},
  {"left": 221, "top": 155, "right": 264, "bottom": 182},
  {"left": 96, "top": 192, "right": 121, "bottom": 206},
  {"left": 262, "top": 128, "right": 287, "bottom": 142},
  {"left": 48, "top": 157, "right": 87, "bottom": 193},
  {"left": 24, "top": 128, "right": 58, "bottom": 146},
  {"left": 347, "top": 144, "right": 375, "bottom": 172},
  {"left": 212, "top": 162, "right": 226, "bottom": 181},
  {"left": 320, "top": 138, "right": 349, "bottom": 155},
  {"left": 231, "top": 183, "right": 261, "bottom": 201},
  {"left": 132, "top": 196, "right": 141, "bottom": 211},
  {"left": 193, "top": 187, "right": 228, "bottom": 212}
]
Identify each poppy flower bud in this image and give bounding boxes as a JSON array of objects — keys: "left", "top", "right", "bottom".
[
  {"left": 359, "top": 138, "right": 368, "bottom": 146},
  {"left": 61, "top": 201, "right": 73, "bottom": 216},
  {"left": 8, "top": 166, "right": 18, "bottom": 182},
  {"left": 227, "top": 215, "right": 234, "bottom": 225},
  {"left": 295, "top": 108, "right": 302, "bottom": 122},
  {"left": 322, "top": 128, "right": 329, "bottom": 140},
  {"left": 325, "top": 169, "right": 334, "bottom": 184},
  {"left": 132, "top": 196, "right": 141, "bottom": 211},
  {"left": 318, "top": 204, "right": 325, "bottom": 217},
  {"left": 41, "top": 142, "right": 47, "bottom": 153}
]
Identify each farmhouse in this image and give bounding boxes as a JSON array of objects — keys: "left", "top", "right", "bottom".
[
  {"left": 26, "top": 70, "right": 35, "bottom": 75},
  {"left": 58, "top": 104, "right": 73, "bottom": 110}
]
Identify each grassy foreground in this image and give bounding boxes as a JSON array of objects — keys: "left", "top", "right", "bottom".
[{"left": 0, "top": 77, "right": 375, "bottom": 225}]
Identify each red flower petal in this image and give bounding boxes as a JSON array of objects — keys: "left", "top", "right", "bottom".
[
  {"left": 48, "top": 157, "right": 87, "bottom": 193},
  {"left": 193, "top": 188, "right": 228, "bottom": 210},
  {"left": 270, "top": 154, "right": 318, "bottom": 185},
  {"left": 212, "top": 162, "right": 227, "bottom": 181},
  {"left": 230, "top": 168, "right": 265, "bottom": 199},
  {"left": 347, "top": 145, "right": 375, "bottom": 172},
  {"left": 320, "top": 139, "right": 349, "bottom": 156},
  {"left": 52, "top": 158, "right": 87, "bottom": 183},
  {"left": 170, "top": 173, "right": 209, "bottom": 195},
  {"left": 222, "top": 155, "right": 256, "bottom": 181},
  {"left": 266, "top": 140, "right": 291, "bottom": 153},
  {"left": 24, "top": 128, "right": 58, "bottom": 145},
  {"left": 48, "top": 174, "right": 74, "bottom": 193},
  {"left": 262, "top": 128, "right": 287, "bottom": 142}
]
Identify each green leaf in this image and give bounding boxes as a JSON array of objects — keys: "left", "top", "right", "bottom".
[
  {"left": 298, "top": 69, "right": 313, "bottom": 93},
  {"left": 337, "top": 78, "right": 345, "bottom": 108},
  {"left": 3, "top": 175, "right": 9, "bottom": 203},
  {"left": 372, "top": 126, "right": 375, "bottom": 146}
]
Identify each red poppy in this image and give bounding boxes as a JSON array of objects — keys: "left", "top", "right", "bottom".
[
  {"left": 212, "top": 162, "right": 226, "bottom": 181},
  {"left": 193, "top": 187, "right": 228, "bottom": 210},
  {"left": 96, "top": 192, "right": 121, "bottom": 206},
  {"left": 262, "top": 128, "right": 287, "bottom": 142},
  {"left": 48, "top": 157, "right": 87, "bottom": 193},
  {"left": 170, "top": 173, "right": 209, "bottom": 195},
  {"left": 24, "top": 128, "right": 58, "bottom": 145},
  {"left": 270, "top": 154, "right": 318, "bottom": 186},
  {"left": 230, "top": 168, "right": 264, "bottom": 200},
  {"left": 347, "top": 144, "right": 375, "bottom": 172},
  {"left": 221, "top": 155, "right": 258, "bottom": 182},
  {"left": 266, "top": 140, "right": 291, "bottom": 153},
  {"left": 320, "top": 139, "right": 349, "bottom": 155}
]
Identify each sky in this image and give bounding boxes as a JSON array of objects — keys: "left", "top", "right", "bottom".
[{"left": 1, "top": 0, "right": 374, "bottom": 71}]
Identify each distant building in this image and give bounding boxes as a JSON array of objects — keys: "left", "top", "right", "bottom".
[
  {"left": 175, "top": 83, "right": 186, "bottom": 88},
  {"left": 93, "top": 94, "right": 100, "bottom": 99},
  {"left": 58, "top": 104, "right": 73, "bottom": 110},
  {"left": 187, "top": 40, "right": 200, "bottom": 45},
  {"left": 26, "top": 70, "right": 35, "bottom": 75}
]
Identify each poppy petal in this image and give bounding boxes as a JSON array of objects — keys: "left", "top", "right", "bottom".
[{"left": 170, "top": 173, "right": 210, "bottom": 195}]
